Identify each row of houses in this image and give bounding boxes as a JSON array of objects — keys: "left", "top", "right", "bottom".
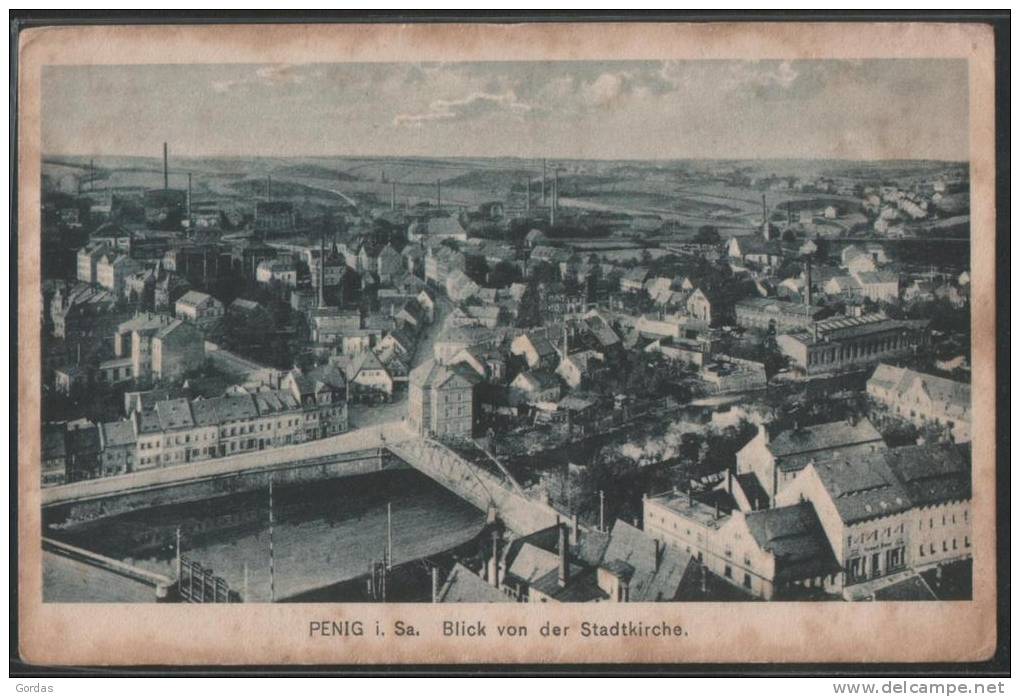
[
  {"left": 44, "top": 365, "right": 348, "bottom": 485},
  {"left": 437, "top": 519, "right": 707, "bottom": 604},
  {"left": 644, "top": 440, "right": 970, "bottom": 600}
]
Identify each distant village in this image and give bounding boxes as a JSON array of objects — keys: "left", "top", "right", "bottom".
[{"left": 41, "top": 146, "right": 973, "bottom": 602}]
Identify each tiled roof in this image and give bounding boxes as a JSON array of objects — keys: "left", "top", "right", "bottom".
[
  {"left": 438, "top": 563, "right": 511, "bottom": 603},
  {"left": 743, "top": 503, "right": 840, "bottom": 583},
  {"left": 101, "top": 420, "right": 137, "bottom": 448},
  {"left": 769, "top": 419, "right": 884, "bottom": 460},
  {"left": 176, "top": 290, "right": 216, "bottom": 308}
]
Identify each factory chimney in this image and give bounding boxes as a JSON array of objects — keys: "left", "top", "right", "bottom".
[
  {"left": 163, "top": 142, "right": 169, "bottom": 190},
  {"left": 89, "top": 159, "right": 95, "bottom": 192},
  {"left": 541, "top": 159, "right": 547, "bottom": 203},
  {"left": 187, "top": 172, "right": 193, "bottom": 223},
  {"left": 761, "top": 193, "right": 767, "bottom": 224},
  {"left": 526, "top": 178, "right": 531, "bottom": 212},
  {"left": 267, "top": 176, "right": 272, "bottom": 202},
  {"left": 391, "top": 182, "right": 396, "bottom": 211},
  {"left": 318, "top": 234, "right": 326, "bottom": 309},
  {"left": 805, "top": 255, "right": 813, "bottom": 307},
  {"left": 436, "top": 179, "right": 442, "bottom": 211}
]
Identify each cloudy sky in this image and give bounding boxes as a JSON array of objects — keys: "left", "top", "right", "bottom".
[{"left": 42, "top": 59, "right": 968, "bottom": 161}]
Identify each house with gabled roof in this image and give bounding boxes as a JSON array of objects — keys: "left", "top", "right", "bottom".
[
  {"left": 776, "top": 443, "right": 971, "bottom": 599},
  {"left": 408, "top": 359, "right": 480, "bottom": 437},
  {"left": 345, "top": 351, "right": 393, "bottom": 402},
  {"left": 867, "top": 364, "right": 970, "bottom": 442},
  {"left": 736, "top": 418, "right": 887, "bottom": 507}
]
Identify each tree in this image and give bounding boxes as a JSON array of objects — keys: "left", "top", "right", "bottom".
[
  {"left": 695, "top": 225, "right": 721, "bottom": 244},
  {"left": 488, "top": 260, "right": 521, "bottom": 288},
  {"left": 515, "top": 281, "right": 542, "bottom": 328}
]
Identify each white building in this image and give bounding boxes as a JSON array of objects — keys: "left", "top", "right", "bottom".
[{"left": 867, "top": 364, "right": 971, "bottom": 442}]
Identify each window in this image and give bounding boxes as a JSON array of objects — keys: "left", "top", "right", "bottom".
[
  {"left": 743, "top": 573, "right": 752, "bottom": 589},
  {"left": 724, "top": 565, "right": 732, "bottom": 579},
  {"left": 919, "top": 545, "right": 925, "bottom": 557}
]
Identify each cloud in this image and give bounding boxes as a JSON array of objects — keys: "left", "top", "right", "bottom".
[
  {"left": 211, "top": 64, "right": 309, "bottom": 93},
  {"left": 393, "top": 90, "right": 532, "bottom": 126},
  {"left": 583, "top": 72, "right": 628, "bottom": 107}
]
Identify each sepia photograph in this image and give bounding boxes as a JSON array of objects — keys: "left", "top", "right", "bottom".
[{"left": 13, "top": 18, "right": 1003, "bottom": 669}]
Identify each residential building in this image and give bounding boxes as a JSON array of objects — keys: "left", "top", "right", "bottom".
[
  {"left": 175, "top": 290, "right": 225, "bottom": 330},
  {"left": 408, "top": 215, "right": 468, "bottom": 244},
  {"left": 98, "top": 419, "right": 137, "bottom": 476},
  {"left": 151, "top": 320, "right": 205, "bottom": 381},
  {"left": 727, "top": 236, "right": 783, "bottom": 268},
  {"left": 345, "top": 351, "right": 394, "bottom": 402},
  {"left": 95, "top": 254, "right": 140, "bottom": 296},
  {"left": 376, "top": 243, "right": 403, "bottom": 284},
  {"left": 451, "top": 344, "right": 507, "bottom": 383},
  {"left": 776, "top": 443, "right": 971, "bottom": 599},
  {"left": 408, "top": 359, "right": 479, "bottom": 437},
  {"left": 42, "top": 423, "right": 67, "bottom": 486},
  {"left": 510, "top": 369, "right": 561, "bottom": 404},
  {"left": 510, "top": 332, "right": 558, "bottom": 370},
  {"left": 736, "top": 418, "right": 887, "bottom": 506},
  {"left": 852, "top": 271, "right": 901, "bottom": 304},
  {"left": 643, "top": 490, "right": 840, "bottom": 600},
  {"left": 77, "top": 242, "right": 112, "bottom": 284},
  {"left": 446, "top": 269, "right": 481, "bottom": 303},
  {"left": 867, "top": 364, "right": 971, "bottom": 442},
  {"left": 620, "top": 267, "right": 650, "bottom": 293},
  {"left": 556, "top": 349, "right": 605, "bottom": 389},
  {"left": 256, "top": 259, "right": 298, "bottom": 288}
]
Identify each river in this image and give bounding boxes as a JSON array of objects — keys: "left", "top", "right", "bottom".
[{"left": 43, "top": 470, "right": 485, "bottom": 602}]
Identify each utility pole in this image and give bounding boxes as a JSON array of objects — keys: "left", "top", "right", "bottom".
[
  {"left": 268, "top": 476, "right": 275, "bottom": 603},
  {"left": 386, "top": 502, "right": 393, "bottom": 570},
  {"left": 599, "top": 490, "right": 605, "bottom": 532},
  {"left": 175, "top": 526, "right": 182, "bottom": 581}
]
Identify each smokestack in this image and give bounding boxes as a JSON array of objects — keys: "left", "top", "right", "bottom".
[
  {"left": 557, "top": 523, "right": 569, "bottom": 587},
  {"left": 542, "top": 159, "right": 547, "bottom": 203},
  {"left": 163, "top": 142, "right": 169, "bottom": 190},
  {"left": 761, "top": 193, "right": 766, "bottom": 224},
  {"left": 391, "top": 182, "right": 396, "bottom": 211},
  {"left": 267, "top": 176, "right": 272, "bottom": 202},
  {"left": 805, "top": 255, "right": 813, "bottom": 307},
  {"left": 90, "top": 159, "right": 95, "bottom": 192},
  {"left": 187, "top": 172, "right": 192, "bottom": 223},
  {"left": 488, "top": 528, "right": 500, "bottom": 588},
  {"left": 436, "top": 179, "right": 441, "bottom": 211},
  {"left": 526, "top": 179, "right": 531, "bottom": 212},
  {"left": 554, "top": 168, "right": 559, "bottom": 212}
]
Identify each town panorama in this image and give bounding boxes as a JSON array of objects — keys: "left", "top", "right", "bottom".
[{"left": 40, "top": 62, "right": 972, "bottom": 605}]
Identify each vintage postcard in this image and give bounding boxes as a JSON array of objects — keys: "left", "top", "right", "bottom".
[{"left": 15, "top": 20, "right": 999, "bottom": 666}]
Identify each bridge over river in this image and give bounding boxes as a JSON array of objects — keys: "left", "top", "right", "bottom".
[{"left": 43, "top": 421, "right": 563, "bottom": 537}]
